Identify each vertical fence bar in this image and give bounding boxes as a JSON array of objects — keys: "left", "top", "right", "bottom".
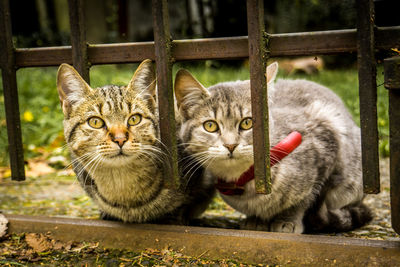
[
  {"left": 0, "top": 0, "right": 25, "bottom": 181},
  {"left": 152, "top": 0, "right": 180, "bottom": 188},
  {"left": 384, "top": 56, "right": 400, "bottom": 234},
  {"left": 246, "top": 0, "right": 270, "bottom": 194},
  {"left": 67, "top": 0, "right": 90, "bottom": 83},
  {"left": 356, "top": 0, "right": 380, "bottom": 194}
]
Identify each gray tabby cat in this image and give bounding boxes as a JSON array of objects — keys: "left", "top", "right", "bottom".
[
  {"left": 174, "top": 62, "right": 372, "bottom": 233},
  {"left": 57, "top": 60, "right": 214, "bottom": 223}
]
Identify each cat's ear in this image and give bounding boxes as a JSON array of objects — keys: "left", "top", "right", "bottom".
[
  {"left": 57, "top": 63, "right": 92, "bottom": 115},
  {"left": 127, "top": 59, "right": 156, "bottom": 103},
  {"left": 266, "top": 61, "right": 278, "bottom": 86},
  {"left": 174, "top": 69, "right": 210, "bottom": 111}
]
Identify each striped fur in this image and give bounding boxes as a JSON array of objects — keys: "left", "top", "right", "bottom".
[
  {"left": 57, "top": 60, "right": 214, "bottom": 223},
  {"left": 175, "top": 62, "right": 372, "bottom": 233}
]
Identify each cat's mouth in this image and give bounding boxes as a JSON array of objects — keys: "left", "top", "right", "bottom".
[{"left": 109, "top": 150, "right": 129, "bottom": 159}]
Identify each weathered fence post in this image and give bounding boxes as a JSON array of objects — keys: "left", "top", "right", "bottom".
[
  {"left": 356, "top": 0, "right": 380, "bottom": 193},
  {"left": 67, "top": 0, "right": 90, "bottom": 83},
  {"left": 152, "top": 0, "right": 180, "bottom": 188},
  {"left": 246, "top": 0, "right": 271, "bottom": 194},
  {"left": 384, "top": 56, "right": 400, "bottom": 234},
  {"left": 0, "top": 0, "right": 25, "bottom": 181}
]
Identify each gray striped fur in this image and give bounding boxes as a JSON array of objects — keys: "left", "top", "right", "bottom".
[{"left": 175, "top": 63, "right": 372, "bottom": 233}]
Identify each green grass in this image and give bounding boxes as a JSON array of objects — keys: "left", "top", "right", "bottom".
[{"left": 0, "top": 62, "right": 389, "bottom": 166}]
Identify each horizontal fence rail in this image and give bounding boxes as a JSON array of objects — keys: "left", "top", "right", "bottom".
[{"left": 12, "top": 26, "right": 400, "bottom": 67}]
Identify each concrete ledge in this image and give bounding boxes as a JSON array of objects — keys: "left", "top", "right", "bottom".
[{"left": 5, "top": 214, "right": 400, "bottom": 265}]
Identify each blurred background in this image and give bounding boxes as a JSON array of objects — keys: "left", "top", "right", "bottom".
[
  {"left": 1, "top": 0, "right": 400, "bottom": 171},
  {"left": 9, "top": 0, "right": 400, "bottom": 46}
]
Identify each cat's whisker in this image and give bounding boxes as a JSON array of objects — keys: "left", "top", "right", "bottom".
[
  {"left": 153, "top": 138, "right": 173, "bottom": 159},
  {"left": 182, "top": 154, "right": 211, "bottom": 179},
  {"left": 184, "top": 155, "right": 215, "bottom": 190},
  {"left": 87, "top": 155, "right": 105, "bottom": 181},
  {"left": 138, "top": 150, "right": 160, "bottom": 167},
  {"left": 142, "top": 145, "right": 168, "bottom": 163},
  {"left": 65, "top": 152, "right": 99, "bottom": 180},
  {"left": 66, "top": 152, "right": 97, "bottom": 167},
  {"left": 132, "top": 79, "right": 156, "bottom": 103},
  {"left": 77, "top": 153, "right": 101, "bottom": 180},
  {"left": 180, "top": 153, "right": 210, "bottom": 172},
  {"left": 178, "top": 150, "right": 209, "bottom": 164},
  {"left": 83, "top": 155, "right": 104, "bottom": 187}
]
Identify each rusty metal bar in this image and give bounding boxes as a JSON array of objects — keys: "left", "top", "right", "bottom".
[
  {"left": 88, "top": 42, "right": 155, "bottom": 65},
  {"left": 246, "top": 0, "right": 270, "bottom": 194},
  {"left": 384, "top": 56, "right": 400, "bottom": 235},
  {"left": 0, "top": 0, "right": 25, "bottom": 181},
  {"left": 12, "top": 26, "right": 400, "bottom": 68},
  {"left": 67, "top": 0, "right": 90, "bottom": 82},
  {"left": 6, "top": 214, "right": 400, "bottom": 265},
  {"left": 356, "top": 0, "right": 380, "bottom": 194},
  {"left": 152, "top": 0, "right": 180, "bottom": 188}
]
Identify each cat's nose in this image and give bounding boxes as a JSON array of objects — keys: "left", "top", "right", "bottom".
[
  {"left": 111, "top": 130, "right": 128, "bottom": 148},
  {"left": 223, "top": 143, "right": 238, "bottom": 153}
]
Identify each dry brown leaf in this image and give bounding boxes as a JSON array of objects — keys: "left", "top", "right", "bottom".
[
  {"left": 0, "top": 214, "right": 8, "bottom": 238},
  {"left": 25, "top": 233, "right": 52, "bottom": 253},
  {"left": 26, "top": 160, "right": 55, "bottom": 177},
  {"left": 146, "top": 248, "right": 160, "bottom": 255},
  {"left": 17, "top": 249, "right": 35, "bottom": 261},
  {"left": 52, "top": 241, "right": 64, "bottom": 250}
]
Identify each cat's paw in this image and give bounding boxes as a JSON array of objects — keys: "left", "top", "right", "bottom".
[
  {"left": 270, "top": 220, "right": 304, "bottom": 233},
  {"left": 100, "top": 212, "right": 121, "bottom": 222},
  {"left": 240, "top": 216, "right": 269, "bottom": 231}
]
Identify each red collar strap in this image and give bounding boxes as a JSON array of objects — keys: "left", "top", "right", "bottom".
[{"left": 216, "top": 131, "right": 302, "bottom": 196}]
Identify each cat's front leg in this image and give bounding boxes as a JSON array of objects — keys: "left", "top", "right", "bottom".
[
  {"left": 270, "top": 220, "right": 304, "bottom": 233},
  {"left": 269, "top": 207, "right": 306, "bottom": 233},
  {"left": 241, "top": 216, "right": 269, "bottom": 231},
  {"left": 100, "top": 211, "right": 122, "bottom": 222}
]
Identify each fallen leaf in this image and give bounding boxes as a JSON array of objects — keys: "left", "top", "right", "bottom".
[
  {"left": 52, "top": 241, "right": 64, "bottom": 250},
  {"left": 145, "top": 248, "right": 160, "bottom": 254},
  {"left": 25, "top": 233, "right": 52, "bottom": 253},
  {"left": 26, "top": 160, "right": 55, "bottom": 177},
  {"left": 17, "top": 249, "right": 34, "bottom": 261},
  {"left": 0, "top": 214, "right": 8, "bottom": 238}
]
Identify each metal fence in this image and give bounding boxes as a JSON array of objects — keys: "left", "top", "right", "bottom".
[{"left": 1, "top": 0, "right": 399, "bottom": 234}]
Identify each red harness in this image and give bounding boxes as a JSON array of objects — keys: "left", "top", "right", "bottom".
[{"left": 216, "top": 131, "right": 302, "bottom": 195}]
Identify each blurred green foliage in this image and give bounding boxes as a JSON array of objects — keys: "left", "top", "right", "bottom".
[{"left": 0, "top": 62, "right": 389, "bottom": 166}]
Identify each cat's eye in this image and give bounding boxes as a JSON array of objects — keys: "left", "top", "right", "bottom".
[
  {"left": 88, "top": 117, "right": 105, "bottom": 129},
  {"left": 239, "top": 117, "right": 253, "bottom": 130},
  {"left": 203, "top": 120, "right": 219, "bottom": 133},
  {"left": 128, "top": 114, "right": 142, "bottom": 126}
]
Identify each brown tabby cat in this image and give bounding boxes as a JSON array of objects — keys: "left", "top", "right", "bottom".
[{"left": 57, "top": 60, "right": 214, "bottom": 223}]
